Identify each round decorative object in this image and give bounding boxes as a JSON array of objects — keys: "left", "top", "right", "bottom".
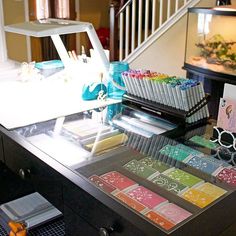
[
  {"left": 212, "top": 127, "right": 221, "bottom": 143},
  {"left": 217, "top": 147, "right": 232, "bottom": 162},
  {"left": 233, "top": 137, "right": 236, "bottom": 151},
  {"left": 218, "top": 130, "right": 234, "bottom": 148},
  {"left": 231, "top": 152, "right": 236, "bottom": 165}
]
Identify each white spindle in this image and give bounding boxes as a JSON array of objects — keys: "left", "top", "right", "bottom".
[
  {"left": 131, "top": 0, "right": 136, "bottom": 52},
  {"left": 144, "top": 0, "right": 149, "bottom": 40},
  {"left": 119, "top": 12, "right": 124, "bottom": 60},
  {"left": 119, "top": 0, "right": 189, "bottom": 59},
  {"left": 159, "top": 0, "right": 163, "bottom": 27},
  {"left": 152, "top": 0, "right": 157, "bottom": 33},
  {"left": 125, "top": 5, "right": 130, "bottom": 58},
  {"left": 175, "top": 0, "right": 179, "bottom": 12},
  {"left": 138, "top": 0, "right": 142, "bottom": 46},
  {"left": 167, "top": 0, "right": 171, "bottom": 19}
]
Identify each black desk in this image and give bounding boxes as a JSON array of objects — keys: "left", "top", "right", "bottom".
[{"left": 0, "top": 115, "right": 236, "bottom": 236}]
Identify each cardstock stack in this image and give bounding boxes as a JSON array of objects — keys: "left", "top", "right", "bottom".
[
  {"left": 100, "top": 171, "right": 137, "bottom": 191},
  {"left": 189, "top": 135, "right": 219, "bottom": 149},
  {"left": 164, "top": 169, "right": 204, "bottom": 188},
  {"left": 81, "top": 129, "right": 120, "bottom": 145},
  {"left": 156, "top": 203, "right": 192, "bottom": 224},
  {"left": 181, "top": 188, "right": 215, "bottom": 208},
  {"left": 114, "top": 192, "right": 147, "bottom": 213},
  {"left": 89, "top": 175, "right": 117, "bottom": 194},
  {"left": 216, "top": 168, "right": 236, "bottom": 186},
  {"left": 196, "top": 183, "right": 227, "bottom": 200},
  {"left": 175, "top": 144, "right": 203, "bottom": 156},
  {"left": 185, "top": 155, "right": 222, "bottom": 175},
  {"left": 204, "top": 156, "right": 231, "bottom": 168},
  {"left": 123, "top": 159, "right": 158, "bottom": 179},
  {"left": 126, "top": 186, "right": 168, "bottom": 209},
  {"left": 63, "top": 119, "right": 110, "bottom": 139},
  {"left": 160, "top": 143, "right": 204, "bottom": 163},
  {"left": 139, "top": 157, "right": 171, "bottom": 173},
  {"left": 151, "top": 174, "right": 188, "bottom": 195},
  {"left": 85, "top": 133, "right": 128, "bottom": 154},
  {"left": 159, "top": 145, "right": 192, "bottom": 162},
  {"left": 145, "top": 211, "right": 175, "bottom": 230}
]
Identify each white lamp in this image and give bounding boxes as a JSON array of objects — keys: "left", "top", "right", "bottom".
[{"left": 4, "top": 18, "right": 110, "bottom": 78}]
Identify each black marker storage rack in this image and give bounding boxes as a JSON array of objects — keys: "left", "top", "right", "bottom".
[{"left": 122, "top": 93, "right": 210, "bottom": 127}]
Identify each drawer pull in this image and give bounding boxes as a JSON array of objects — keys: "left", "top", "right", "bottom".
[
  {"left": 19, "top": 168, "right": 31, "bottom": 180},
  {"left": 99, "top": 227, "right": 114, "bottom": 236}
]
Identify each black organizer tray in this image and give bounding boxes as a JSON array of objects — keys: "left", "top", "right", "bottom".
[
  {"left": 122, "top": 93, "right": 209, "bottom": 126},
  {"left": 76, "top": 142, "right": 232, "bottom": 234}
]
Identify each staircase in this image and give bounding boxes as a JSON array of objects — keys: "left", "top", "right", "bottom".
[{"left": 110, "top": 0, "right": 201, "bottom": 63}]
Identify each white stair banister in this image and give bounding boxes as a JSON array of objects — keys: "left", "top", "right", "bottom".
[
  {"left": 131, "top": 0, "right": 136, "bottom": 52},
  {"left": 152, "top": 0, "right": 157, "bottom": 34},
  {"left": 138, "top": 0, "right": 143, "bottom": 47},
  {"left": 117, "top": 0, "right": 201, "bottom": 61},
  {"left": 159, "top": 0, "right": 163, "bottom": 27},
  {"left": 125, "top": 4, "right": 130, "bottom": 57},
  {"left": 144, "top": 0, "right": 150, "bottom": 40},
  {"left": 119, "top": 12, "right": 124, "bottom": 60},
  {"left": 167, "top": 0, "right": 171, "bottom": 19},
  {"left": 175, "top": 0, "right": 179, "bottom": 13}
]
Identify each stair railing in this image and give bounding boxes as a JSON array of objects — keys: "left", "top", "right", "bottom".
[{"left": 110, "top": 0, "right": 192, "bottom": 61}]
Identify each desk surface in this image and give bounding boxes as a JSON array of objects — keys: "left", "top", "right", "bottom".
[{"left": 2, "top": 106, "right": 235, "bottom": 236}]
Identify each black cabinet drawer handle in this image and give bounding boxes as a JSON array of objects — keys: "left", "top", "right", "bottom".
[
  {"left": 99, "top": 227, "right": 114, "bottom": 236},
  {"left": 19, "top": 168, "right": 31, "bottom": 180}
]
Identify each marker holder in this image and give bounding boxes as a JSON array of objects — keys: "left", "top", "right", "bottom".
[{"left": 122, "top": 93, "right": 210, "bottom": 127}]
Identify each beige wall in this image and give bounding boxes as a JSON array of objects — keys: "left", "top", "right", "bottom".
[
  {"left": 3, "top": 0, "right": 28, "bottom": 62},
  {"left": 78, "top": 0, "right": 109, "bottom": 29},
  {"left": 130, "top": 0, "right": 222, "bottom": 77},
  {"left": 3, "top": 0, "right": 110, "bottom": 61},
  {"left": 76, "top": 0, "right": 110, "bottom": 54}
]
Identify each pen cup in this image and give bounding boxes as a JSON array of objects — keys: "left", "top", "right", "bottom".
[{"left": 108, "top": 61, "right": 129, "bottom": 99}]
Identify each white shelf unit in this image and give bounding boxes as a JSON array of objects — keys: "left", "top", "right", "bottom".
[{"left": 4, "top": 18, "right": 109, "bottom": 72}]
